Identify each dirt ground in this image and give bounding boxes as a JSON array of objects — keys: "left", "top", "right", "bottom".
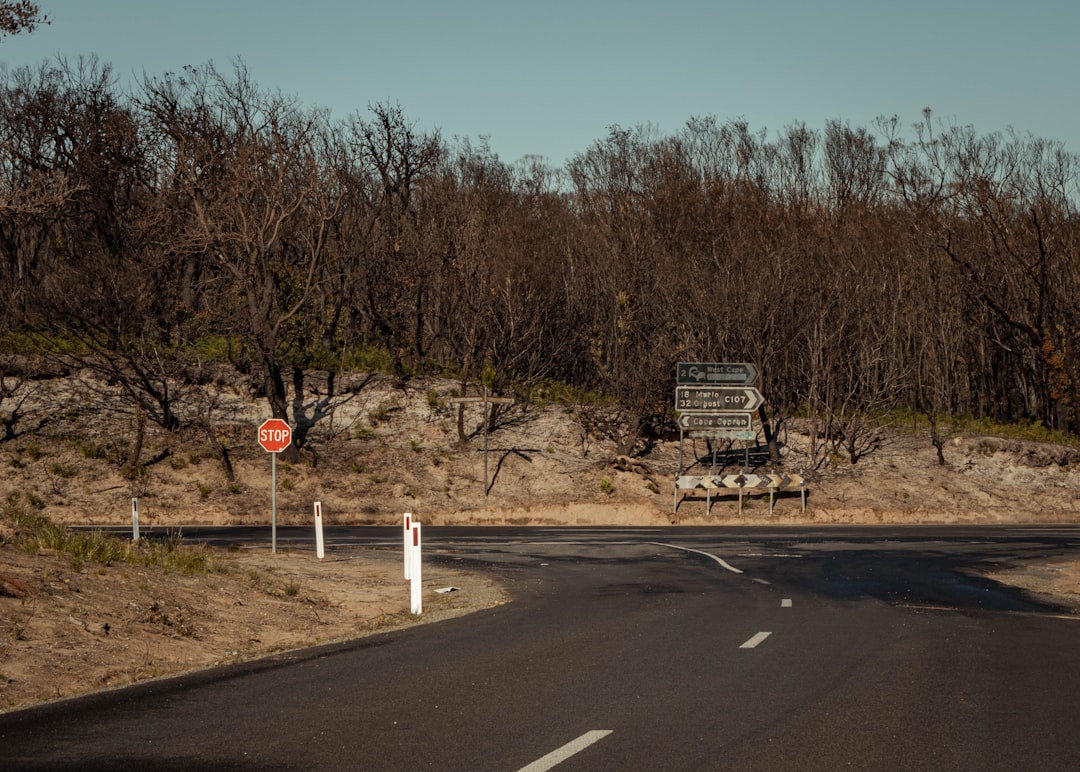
[
  {"left": 0, "top": 539, "right": 508, "bottom": 713},
  {"left": 3, "top": 371, "right": 1080, "bottom": 713}
]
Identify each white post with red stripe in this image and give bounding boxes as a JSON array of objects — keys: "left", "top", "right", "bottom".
[
  {"left": 313, "top": 501, "right": 325, "bottom": 561},
  {"left": 403, "top": 512, "right": 412, "bottom": 580},
  {"left": 410, "top": 522, "right": 422, "bottom": 615}
]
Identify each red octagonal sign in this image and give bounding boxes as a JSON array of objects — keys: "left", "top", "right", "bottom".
[{"left": 258, "top": 418, "right": 292, "bottom": 453}]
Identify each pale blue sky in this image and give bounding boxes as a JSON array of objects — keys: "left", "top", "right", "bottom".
[{"left": 2, "top": 1, "right": 1077, "bottom": 166}]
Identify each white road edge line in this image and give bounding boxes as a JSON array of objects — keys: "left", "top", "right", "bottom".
[
  {"left": 740, "top": 632, "right": 772, "bottom": 649},
  {"left": 518, "top": 730, "right": 614, "bottom": 772},
  {"left": 650, "top": 543, "right": 744, "bottom": 574}
]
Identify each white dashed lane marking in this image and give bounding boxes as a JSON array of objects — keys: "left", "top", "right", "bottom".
[
  {"left": 740, "top": 632, "right": 772, "bottom": 649},
  {"left": 518, "top": 730, "right": 613, "bottom": 772}
]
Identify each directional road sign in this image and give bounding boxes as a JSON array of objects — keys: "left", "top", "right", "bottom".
[
  {"left": 677, "top": 412, "right": 752, "bottom": 430},
  {"left": 675, "top": 385, "right": 764, "bottom": 412},
  {"left": 677, "top": 362, "right": 759, "bottom": 386},
  {"left": 688, "top": 430, "right": 757, "bottom": 441}
]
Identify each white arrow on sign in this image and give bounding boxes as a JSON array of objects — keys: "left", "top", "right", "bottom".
[{"left": 677, "top": 362, "right": 759, "bottom": 386}]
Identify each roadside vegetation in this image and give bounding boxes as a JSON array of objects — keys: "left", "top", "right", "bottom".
[
  {"left": 1, "top": 54, "right": 1077, "bottom": 473},
  {"left": 1, "top": 494, "right": 215, "bottom": 575}
]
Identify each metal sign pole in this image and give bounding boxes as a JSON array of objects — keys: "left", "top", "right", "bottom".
[
  {"left": 705, "top": 457, "right": 710, "bottom": 516},
  {"left": 271, "top": 451, "right": 277, "bottom": 554},
  {"left": 675, "top": 427, "right": 685, "bottom": 513},
  {"left": 448, "top": 393, "right": 514, "bottom": 499},
  {"left": 483, "top": 386, "right": 489, "bottom": 498}
]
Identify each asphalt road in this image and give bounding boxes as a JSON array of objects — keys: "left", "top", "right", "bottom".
[{"left": 3, "top": 525, "right": 1080, "bottom": 770}]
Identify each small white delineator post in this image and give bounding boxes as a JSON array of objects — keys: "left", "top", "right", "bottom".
[
  {"left": 313, "top": 501, "right": 325, "bottom": 561},
  {"left": 403, "top": 512, "right": 412, "bottom": 580},
  {"left": 131, "top": 498, "right": 140, "bottom": 542},
  {"left": 410, "top": 522, "right": 422, "bottom": 615}
]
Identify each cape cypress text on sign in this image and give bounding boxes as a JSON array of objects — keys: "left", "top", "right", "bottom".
[{"left": 677, "top": 412, "right": 753, "bottom": 429}]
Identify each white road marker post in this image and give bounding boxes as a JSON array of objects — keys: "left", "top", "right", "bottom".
[
  {"left": 131, "top": 498, "right": 139, "bottom": 542},
  {"left": 313, "top": 501, "right": 325, "bottom": 561},
  {"left": 410, "top": 522, "right": 422, "bottom": 615},
  {"left": 403, "top": 512, "right": 412, "bottom": 580}
]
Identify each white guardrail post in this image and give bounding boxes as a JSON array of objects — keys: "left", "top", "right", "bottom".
[
  {"left": 313, "top": 501, "right": 325, "bottom": 561},
  {"left": 131, "top": 498, "right": 139, "bottom": 542},
  {"left": 410, "top": 522, "right": 422, "bottom": 615}
]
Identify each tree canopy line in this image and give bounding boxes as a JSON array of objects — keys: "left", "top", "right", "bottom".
[
  {"left": 1, "top": 57, "right": 1078, "bottom": 470},
  {"left": 0, "top": 1, "right": 46, "bottom": 40}
]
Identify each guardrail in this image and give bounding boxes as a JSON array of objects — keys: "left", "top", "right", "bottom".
[{"left": 674, "top": 472, "right": 807, "bottom": 515}]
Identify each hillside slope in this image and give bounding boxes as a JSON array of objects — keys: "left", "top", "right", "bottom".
[{"left": 2, "top": 370, "right": 1079, "bottom": 527}]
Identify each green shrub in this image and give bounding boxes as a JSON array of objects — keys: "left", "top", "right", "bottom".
[
  {"left": 975, "top": 439, "right": 999, "bottom": 456},
  {"left": 368, "top": 402, "right": 394, "bottom": 425},
  {"left": 77, "top": 442, "right": 106, "bottom": 460},
  {"left": 47, "top": 463, "right": 75, "bottom": 479},
  {"left": 342, "top": 345, "right": 393, "bottom": 373},
  {"left": 121, "top": 464, "right": 146, "bottom": 482}
]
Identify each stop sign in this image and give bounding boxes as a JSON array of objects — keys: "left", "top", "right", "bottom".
[{"left": 257, "top": 418, "right": 292, "bottom": 453}]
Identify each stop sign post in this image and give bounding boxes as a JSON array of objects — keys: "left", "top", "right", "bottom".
[{"left": 258, "top": 419, "right": 292, "bottom": 553}]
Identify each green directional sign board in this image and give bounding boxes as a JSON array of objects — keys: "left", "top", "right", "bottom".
[
  {"left": 677, "top": 362, "right": 759, "bottom": 386},
  {"left": 688, "top": 430, "right": 757, "bottom": 441},
  {"left": 675, "top": 385, "right": 764, "bottom": 412}
]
